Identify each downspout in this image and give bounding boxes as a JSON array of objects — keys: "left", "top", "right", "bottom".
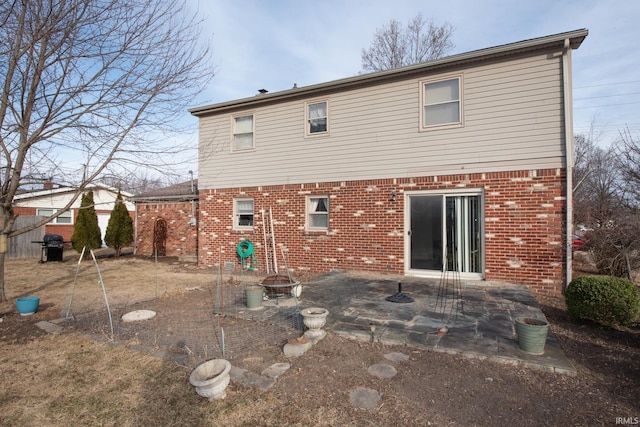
[
  {"left": 562, "top": 38, "right": 574, "bottom": 292},
  {"left": 133, "top": 202, "right": 138, "bottom": 255},
  {"left": 189, "top": 171, "right": 196, "bottom": 227}
]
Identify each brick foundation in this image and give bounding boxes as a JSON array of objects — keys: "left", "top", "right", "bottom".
[{"left": 198, "top": 168, "right": 567, "bottom": 295}]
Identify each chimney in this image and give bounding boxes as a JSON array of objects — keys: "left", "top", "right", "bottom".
[{"left": 43, "top": 180, "right": 54, "bottom": 190}]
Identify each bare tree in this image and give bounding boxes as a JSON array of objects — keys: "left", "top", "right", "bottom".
[
  {"left": 361, "top": 14, "right": 455, "bottom": 72},
  {"left": 617, "top": 126, "right": 640, "bottom": 203},
  {"left": 0, "top": 0, "right": 213, "bottom": 301},
  {"left": 585, "top": 145, "right": 622, "bottom": 225},
  {"left": 97, "top": 171, "right": 173, "bottom": 195},
  {"left": 573, "top": 125, "right": 640, "bottom": 279},
  {"left": 573, "top": 133, "right": 600, "bottom": 226}
]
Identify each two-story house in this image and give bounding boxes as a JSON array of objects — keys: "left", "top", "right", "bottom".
[{"left": 190, "top": 29, "right": 588, "bottom": 295}]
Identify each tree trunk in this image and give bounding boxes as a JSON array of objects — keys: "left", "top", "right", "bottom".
[{"left": 0, "top": 252, "right": 6, "bottom": 302}]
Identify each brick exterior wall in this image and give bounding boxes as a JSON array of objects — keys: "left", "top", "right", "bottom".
[
  {"left": 198, "top": 168, "right": 567, "bottom": 295},
  {"left": 136, "top": 202, "right": 198, "bottom": 257}
]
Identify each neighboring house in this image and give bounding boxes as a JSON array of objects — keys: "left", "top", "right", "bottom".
[
  {"left": 131, "top": 180, "right": 199, "bottom": 260},
  {"left": 189, "top": 29, "right": 588, "bottom": 295},
  {"left": 13, "top": 182, "right": 134, "bottom": 246}
]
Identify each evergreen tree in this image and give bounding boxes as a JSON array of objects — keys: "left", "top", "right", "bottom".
[
  {"left": 72, "top": 191, "right": 102, "bottom": 253},
  {"left": 104, "top": 191, "right": 133, "bottom": 257}
]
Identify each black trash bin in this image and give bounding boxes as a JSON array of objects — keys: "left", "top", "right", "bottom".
[{"left": 43, "top": 234, "right": 64, "bottom": 262}]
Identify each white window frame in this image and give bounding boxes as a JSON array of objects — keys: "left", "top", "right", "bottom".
[
  {"left": 233, "top": 198, "right": 254, "bottom": 230},
  {"left": 305, "top": 100, "right": 329, "bottom": 137},
  {"left": 420, "top": 75, "right": 462, "bottom": 130},
  {"left": 36, "top": 208, "right": 73, "bottom": 224},
  {"left": 306, "top": 195, "right": 329, "bottom": 231},
  {"left": 232, "top": 113, "right": 255, "bottom": 151}
]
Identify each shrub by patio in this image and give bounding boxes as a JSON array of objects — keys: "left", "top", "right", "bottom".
[{"left": 565, "top": 275, "right": 640, "bottom": 327}]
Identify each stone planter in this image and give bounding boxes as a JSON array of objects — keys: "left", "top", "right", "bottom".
[
  {"left": 515, "top": 317, "right": 549, "bottom": 355},
  {"left": 189, "top": 359, "right": 231, "bottom": 400},
  {"left": 300, "top": 307, "right": 329, "bottom": 340}
]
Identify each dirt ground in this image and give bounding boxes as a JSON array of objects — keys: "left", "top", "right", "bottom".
[{"left": 0, "top": 253, "right": 638, "bottom": 426}]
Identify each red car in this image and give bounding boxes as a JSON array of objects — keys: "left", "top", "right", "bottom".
[{"left": 572, "top": 234, "right": 586, "bottom": 250}]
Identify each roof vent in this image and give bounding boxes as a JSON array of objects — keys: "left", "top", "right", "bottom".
[{"left": 258, "top": 89, "right": 268, "bottom": 94}]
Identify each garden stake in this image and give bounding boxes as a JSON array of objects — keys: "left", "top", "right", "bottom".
[
  {"left": 90, "top": 249, "right": 114, "bottom": 340},
  {"left": 64, "top": 246, "right": 86, "bottom": 319}
]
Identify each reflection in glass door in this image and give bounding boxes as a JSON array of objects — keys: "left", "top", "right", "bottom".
[
  {"left": 410, "top": 196, "right": 443, "bottom": 270},
  {"left": 409, "top": 193, "right": 482, "bottom": 275}
]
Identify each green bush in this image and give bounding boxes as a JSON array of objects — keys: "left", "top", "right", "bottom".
[
  {"left": 71, "top": 191, "right": 102, "bottom": 253},
  {"left": 104, "top": 191, "right": 133, "bottom": 257},
  {"left": 565, "top": 275, "right": 640, "bottom": 327}
]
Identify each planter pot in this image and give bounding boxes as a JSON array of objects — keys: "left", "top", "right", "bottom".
[
  {"left": 16, "top": 296, "right": 40, "bottom": 316},
  {"left": 300, "top": 307, "right": 329, "bottom": 340},
  {"left": 245, "top": 285, "right": 264, "bottom": 310},
  {"left": 515, "top": 317, "right": 549, "bottom": 355},
  {"left": 189, "top": 359, "right": 231, "bottom": 400}
]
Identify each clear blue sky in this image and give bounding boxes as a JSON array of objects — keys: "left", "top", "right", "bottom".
[{"left": 187, "top": 0, "right": 640, "bottom": 147}]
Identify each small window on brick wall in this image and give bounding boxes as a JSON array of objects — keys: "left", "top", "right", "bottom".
[
  {"left": 307, "top": 196, "right": 329, "bottom": 230},
  {"left": 36, "top": 208, "right": 73, "bottom": 224},
  {"left": 234, "top": 198, "right": 254, "bottom": 230}
]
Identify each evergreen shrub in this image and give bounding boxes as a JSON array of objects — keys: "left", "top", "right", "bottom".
[{"left": 565, "top": 275, "right": 640, "bottom": 327}]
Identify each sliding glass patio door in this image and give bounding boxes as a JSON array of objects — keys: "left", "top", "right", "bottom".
[{"left": 407, "top": 192, "right": 483, "bottom": 277}]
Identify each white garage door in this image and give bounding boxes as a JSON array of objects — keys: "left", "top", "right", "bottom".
[{"left": 97, "top": 214, "right": 109, "bottom": 247}]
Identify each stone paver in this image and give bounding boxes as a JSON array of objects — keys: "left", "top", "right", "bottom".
[
  {"left": 283, "top": 340, "right": 312, "bottom": 357},
  {"left": 349, "top": 386, "right": 382, "bottom": 409},
  {"left": 230, "top": 366, "right": 276, "bottom": 391},
  {"left": 367, "top": 363, "right": 397, "bottom": 379},
  {"left": 35, "top": 320, "right": 64, "bottom": 334},
  {"left": 384, "top": 352, "right": 410, "bottom": 362},
  {"left": 262, "top": 362, "right": 291, "bottom": 379}
]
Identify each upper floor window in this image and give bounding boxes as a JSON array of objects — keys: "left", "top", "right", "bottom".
[
  {"left": 233, "top": 114, "right": 254, "bottom": 151},
  {"left": 306, "top": 101, "right": 328, "bottom": 136},
  {"left": 307, "top": 196, "right": 329, "bottom": 230},
  {"left": 37, "top": 208, "right": 72, "bottom": 224},
  {"left": 421, "top": 77, "right": 461, "bottom": 128},
  {"left": 234, "top": 198, "right": 254, "bottom": 229}
]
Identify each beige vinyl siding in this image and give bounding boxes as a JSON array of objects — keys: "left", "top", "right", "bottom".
[{"left": 198, "top": 51, "right": 565, "bottom": 189}]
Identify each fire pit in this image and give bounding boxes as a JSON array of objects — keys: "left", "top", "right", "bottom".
[{"left": 259, "top": 274, "right": 302, "bottom": 298}]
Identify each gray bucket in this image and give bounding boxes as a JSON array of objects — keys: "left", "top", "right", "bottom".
[
  {"left": 515, "top": 317, "right": 549, "bottom": 355},
  {"left": 245, "top": 285, "right": 264, "bottom": 310}
]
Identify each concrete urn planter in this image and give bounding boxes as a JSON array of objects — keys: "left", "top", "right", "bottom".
[
  {"left": 189, "top": 359, "right": 231, "bottom": 400},
  {"left": 300, "top": 307, "right": 329, "bottom": 340}
]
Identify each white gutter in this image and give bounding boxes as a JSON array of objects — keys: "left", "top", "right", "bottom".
[{"left": 563, "top": 38, "right": 574, "bottom": 291}]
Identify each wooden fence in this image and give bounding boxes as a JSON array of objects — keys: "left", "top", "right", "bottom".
[{"left": 7, "top": 216, "right": 45, "bottom": 259}]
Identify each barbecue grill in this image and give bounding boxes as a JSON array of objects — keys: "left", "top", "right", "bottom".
[{"left": 33, "top": 234, "right": 65, "bottom": 263}]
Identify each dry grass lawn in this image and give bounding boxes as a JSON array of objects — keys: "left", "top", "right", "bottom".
[{"left": 0, "top": 252, "right": 638, "bottom": 426}]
